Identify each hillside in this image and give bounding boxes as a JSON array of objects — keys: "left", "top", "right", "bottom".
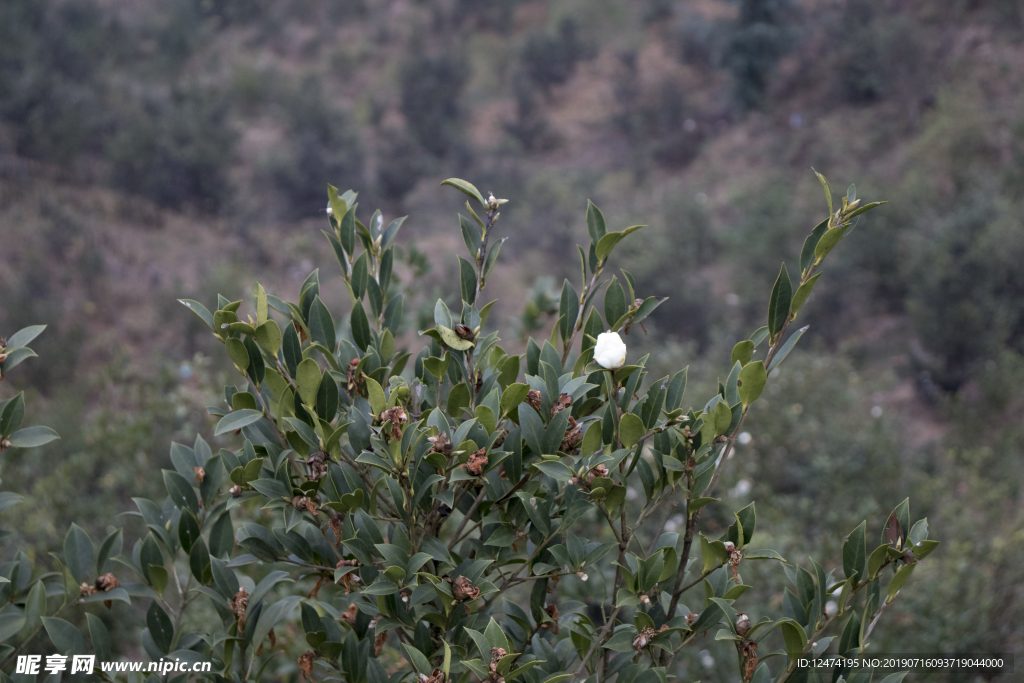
[{"left": 2, "top": 0, "right": 1024, "bottom": 676}]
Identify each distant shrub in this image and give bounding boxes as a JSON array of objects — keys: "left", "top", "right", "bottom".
[
  {"left": 268, "top": 78, "right": 364, "bottom": 217},
  {"left": 399, "top": 53, "right": 471, "bottom": 157},
  {"left": 520, "top": 18, "right": 589, "bottom": 95},
  {"left": 0, "top": 0, "right": 114, "bottom": 162},
  {"left": 505, "top": 73, "right": 558, "bottom": 152},
  {"left": 108, "top": 87, "right": 237, "bottom": 214},
  {"left": 721, "top": 0, "right": 794, "bottom": 111}
]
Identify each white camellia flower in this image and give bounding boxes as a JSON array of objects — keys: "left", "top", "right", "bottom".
[{"left": 594, "top": 331, "right": 627, "bottom": 370}]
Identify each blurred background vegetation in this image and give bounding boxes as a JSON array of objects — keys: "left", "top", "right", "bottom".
[{"left": 1, "top": 0, "right": 1022, "bottom": 679}]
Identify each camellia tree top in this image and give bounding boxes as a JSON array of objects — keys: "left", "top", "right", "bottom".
[{"left": 0, "top": 174, "right": 935, "bottom": 683}]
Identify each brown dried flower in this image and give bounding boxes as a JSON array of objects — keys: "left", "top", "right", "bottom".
[
  {"left": 380, "top": 406, "right": 408, "bottom": 441},
  {"left": 428, "top": 432, "right": 452, "bottom": 458},
  {"left": 307, "top": 451, "right": 328, "bottom": 480},
  {"left": 95, "top": 573, "right": 120, "bottom": 592},
  {"left": 542, "top": 604, "right": 560, "bottom": 634},
  {"left": 374, "top": 630, "right": 387, "bottom": 656},
  {"left": 340, "top": 603, "right": 358, "bottom": 625},
  {"left": 459, "top": 448, "right": 488, "bottom": 476},
  {"left": 230, "top": 484, "right": 243, "bottom": 498},
  {"left": 229, "top": 587, "right": 249, "bottom": 631},
  {"left": 80, "top": 582, "right": 99, "bottom": 597},
  {"left": 450, "top": 575, "right": 480, "bottom": 602},
  {"left": 194, "top": 466, "right": 205, "bottom": 484},
  {"left": 585, "top": 464, "right": 609, "bottom": 485},
  {"left": 526, "top": 389, "right": 542, "bottom": 412},
  {"left": 560, "top": 416, "right": 583, "bottom": 452},
  {"left": 550, "top": 392, "right": 572, "bottom": 418},
  {"left": 633, "top": 626, "right": 657, "bottom": 651},
  {"left": 416, "top": 670, "right": 448, "bottom": 683},
  {"left": 297, "top": 651, "right": 316, "bottom": 681},
  {"left": 742, "top": 640, "right": 759, "bottom": 682}
]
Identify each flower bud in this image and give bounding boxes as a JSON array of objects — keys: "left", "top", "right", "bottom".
[
  {"left": 0, "top": 439, "right": 10, "bottom": 450},
  {"left": 594, "top": 331, "right": 627, "bottom": 370},
  {"left": 735, "top": 612, "right": 751, "bottom": 636}
]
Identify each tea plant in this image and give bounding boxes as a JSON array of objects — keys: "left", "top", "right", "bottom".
[{"left": 0, "top": 174, "right": 936, "bottom": 683}]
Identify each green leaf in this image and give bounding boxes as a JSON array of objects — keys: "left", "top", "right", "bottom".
[
  {"left": 64, "top": 523, "right": 94, "bottom": 584},
  {"left": 1, "top": 346, "right": 37, "bottom": 374},
  {"left": 767, "top": 326, "right": 809, "bottom": 372},
  {"left": 163, "top": 470, "right": 200, "bottom": 513},
  {"left": 813, "top": 168, "right": 832, "bottom": 217},
  {"left": 780, "top": 619, "right": 807, "bottom": 664},
  {"left": 604, "top": 277, "right": 626, "bottom": 330},
  {"left": 86, "top": 612, "right": 112, "bottom": 662},
  {"left": 586, "top": 200, "right": 607, "bottom": 244},
  {"left": 814, "top": 226, "right": 847, "bottom": 264},
  {"left": 438, "top": 325, "right": 474, "bottom": 351},
  {"left": 843, "top": 521, "right": 867, "bottom": 583},
  {"left": 790, "top": 273, "right": 822, "bottom": 316},
  {"left": 7, "top": 425, "right": 60, "bottom": 448},
  {"left": 327, "top": 184, "right": 350, "bottom": 228},
  {"left": 43, "top": 617, "right": 86, "bottom": 655},
  {"left": 731, "top": 340, "right": 754, "bottom": 367},
  {"left": 559, "top": 279, "right": 580, "bottom": 342},
  {"left": 24, "top": 579, "right": 46, "bottom": 629},
  {"left": 596, "top": 225, "right": 645, "bottom": 263},
  {"left": 225, "top": 337, "right": 249, "bottom": 370},
  {"left": 459, "top": 256, "right": 477, "bottom": 305},
  {"left": 296, "top": 359, "right": 322, "bottom": 407},
  {"left": 886, "top": 563, "right": 915, "bottom": 603},
  {"left": 618, "top": 413, "right": 645, "bottom": 448},
  {"left": 0, "top": 491, "right": 24, "bottom": 513},
  {"left": 6, "top": 324, "right": 47, "bottom": 349},
  {"left": 441, "top": 178, "right": 486, "bottom": 206},
  {"left": 214, "top": 409, "right": 263, "bottom": 436},
  {"left": 737, "top": 361, "right": 767, "bottom": 407},
  {"left": 308, "top": 296, "right": 336, "bottom": 352},
  {"left": 500, "top": 383, "right": 530, "bottom": 417},
  {"left": 147, "top": 601, "right": 174, "bottom": 654},
  {"left": 876, "top": 673, "right": 910, "bottom": 683},
  {"left": 350, "top": 301, "right": 371, "bottom": 351},
  {"left": 255, "top": 283, "right": 269, "bottom": 326},
  {"left": 767, "top": 263, "right": 792, "bottom": 342},
  {"left": 179, "top": 300, "right": 213, "bottom": 328},
  {"left": 447, "top": 383, "right": 471, "bottom": 417},
  {"left": 255, "top": 320, "right": 282, "bottom": 356},
  {"left": 799, "top": 220, "right": 829, "bottom": 276},
  {"left": 366, "top": 376, "right": 386, "bottom": 416},
  {"left": 0, "top": 392, "right": 25, "bottom": 437}
]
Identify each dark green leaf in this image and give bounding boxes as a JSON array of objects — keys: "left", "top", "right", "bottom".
[{"left": 767, "top": 263, "right": 792, "bottom": 342}]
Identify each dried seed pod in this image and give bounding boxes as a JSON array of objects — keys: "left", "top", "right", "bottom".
[
  {"left": 194, "top": 466, "right": 205, "bottom": 484},
  {"left": 454, "top": 324, "right": 475, "bottom": 340},
  {"left": 735, "top": 612, "right": 751, "bottom": 636},
  {"left": 230, "top": 485, "right": 243, "bottom": 498}
]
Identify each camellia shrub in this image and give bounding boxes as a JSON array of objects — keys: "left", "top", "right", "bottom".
[{"left": 0, "top": 175, "right": 937, "bottom": 683}]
